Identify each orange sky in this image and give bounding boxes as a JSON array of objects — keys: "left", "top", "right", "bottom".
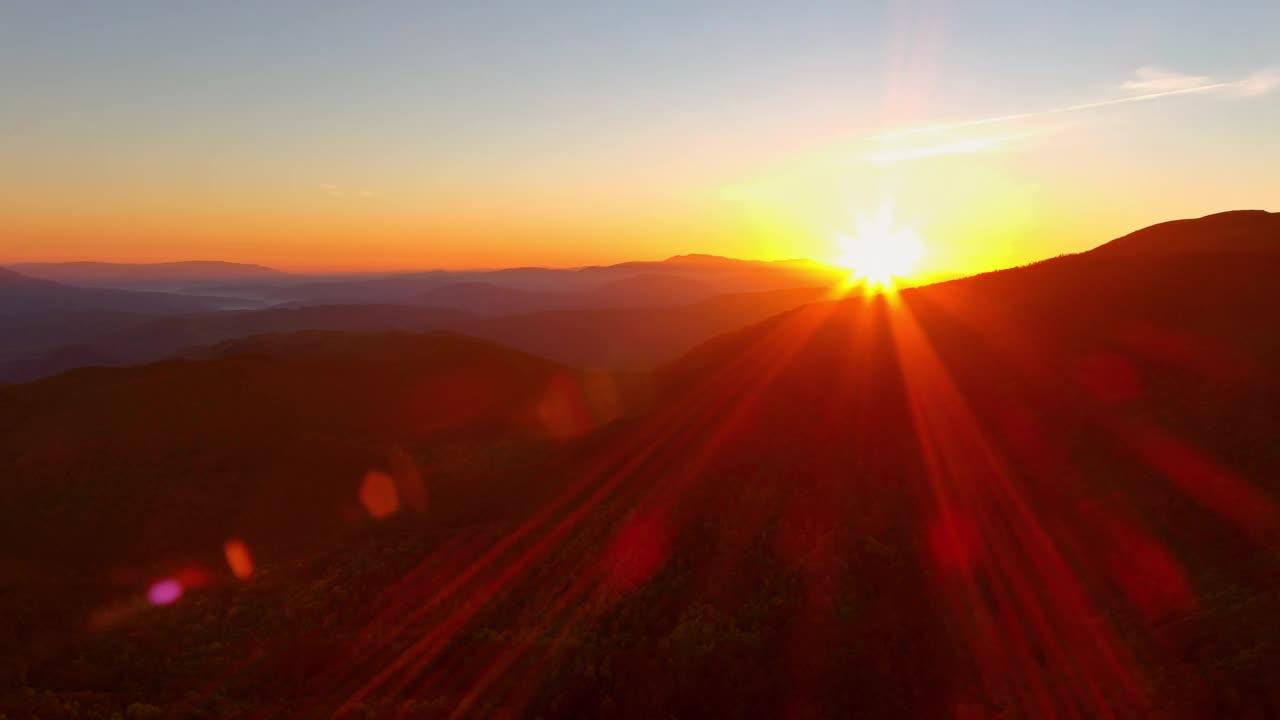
[{"left": 3, "top": 4, "right": 1278, "bottom": 277}]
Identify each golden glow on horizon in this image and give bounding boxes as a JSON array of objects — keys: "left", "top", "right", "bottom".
[
  {"left": 1, "top": 143, "right": 1246, "bottom": 277},
  {"left": 833, "top": 202, "right": 926, "bottom": 289}
]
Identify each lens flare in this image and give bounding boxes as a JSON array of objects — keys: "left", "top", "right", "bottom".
[
  {"left": 147, "top": 578, "right": 183, "bottom": 606},
  {"left": 224, "top": 538, "right": 255, "bottom": 580},
  {"left": 359, "top": 470, "right": 400, "bottom": 519}
]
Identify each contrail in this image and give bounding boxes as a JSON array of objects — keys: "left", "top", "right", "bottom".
[{"left": 874, "top": 81, "right": 1232, "bottom": 141}]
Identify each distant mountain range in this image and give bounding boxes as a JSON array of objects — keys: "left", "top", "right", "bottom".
[
  {"left": 0, "top": 287, "right": 833, "bottom": 381},
  {"left": 199, "top": 254, "right": 845, "bottom": 307},
  {"left": 0, "top": 254, "right": 844, "bottom": 381},
  {"left": 9, "top": 260, "right": 287, "bottom": 289},
  {"left": 0, "top": 267, "right": 256, "bottom": 315}
]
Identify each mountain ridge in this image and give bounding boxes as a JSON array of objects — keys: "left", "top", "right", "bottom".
[{"left": 9, "top": 260, "right": 288, "bottom": 284}]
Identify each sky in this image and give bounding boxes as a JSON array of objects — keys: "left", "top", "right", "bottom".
[{"left": 2, "top": 1, "right": 1278, "bottom": 275}]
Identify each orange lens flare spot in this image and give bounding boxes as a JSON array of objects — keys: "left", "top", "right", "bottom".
[
  {"left": 223, "top": 538, "right": 255, "bottom": 580},
  {"left": 359, "top": 470, "right": 400, "bottom": 519}
]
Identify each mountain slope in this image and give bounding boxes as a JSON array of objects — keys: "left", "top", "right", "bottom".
[
  {"left": 0, "top": 311, "right": 148, "bottom": 363},
  {"left": 579, "top": 272, "right": 718, "bottom": 306},
  {"left": 409, "top": 282, "right": 569, "bottom": 315},
  {"left": 0, "top": 331, "right": 593, "bottom": 579},
  {"left": 638, "top": 209, "right": 1280, "bottom": 715},
  {"left": 0, "top": 305, "right": 476, "bottom": 381},
  {"left": 1088, "top": 209, "right": 1279, "bottom": 258},
  {"left": 467, "top": 285, "right": 833, "bottom": 369}
]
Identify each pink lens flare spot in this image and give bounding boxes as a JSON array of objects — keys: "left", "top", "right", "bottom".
[{"left": 147, "top": 578, "right": 183, "bottom": 606}]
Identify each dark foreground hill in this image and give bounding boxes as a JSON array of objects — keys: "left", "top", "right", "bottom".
[
  {"left": 3, "top": 210, "right": 1280, "bottom": 719},
  {"left": 0, "top": 331, "right": 629, "bottom": 581}
]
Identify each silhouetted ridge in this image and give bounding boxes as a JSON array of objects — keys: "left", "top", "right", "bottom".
[
  {"left": 661, "top": 253, "right": 740, "bottom": 265},
  {"left": 10, "top": 260, "right": 286, "bottom": 285},
  {"left": 0, "top": 267, "right": 61, "bottom": 288},
  {"left": 0, "top": 267, "right": 248, "bottom": 314},
  {"left": 1090, "top": 209, "right": 1279, "bottom": 257}
]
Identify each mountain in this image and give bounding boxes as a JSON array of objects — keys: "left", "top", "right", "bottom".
[
  {"left": 0, "top": 287, "right": 832, "bottom": 382},
  {"left": 0, "top": 331, "right": 650, "bottom": 719},
  {"left": 0, "top": 305, "right": 474, "bottom": 382},
  {"left": 641, "top": 209, "right": 1280, "bottom": 715},
  {"left": 1089, "top": 209, "right": 1280, "bottom": 258},
  {"left": 466, "top": 286, "right": 833, "bottom": 368},
  {"left": 410, "top": 282, "right": 570, "bottom": 315},
  {"left": 0, "top": 310, "right": 149, "bottom": 364},
  {"left": 579, "top": 272, "right": 718, "bottom": 306},
  {"left": 0, "top": 255, "right": 837, "bottom": 378},
  {"left": 0, "top": 267, "right": 58, "bottom": 289},
  {"left": 0, "top": 267, "right": 257, "bottom": 315},
  {"left": 0, "top": 331, "right": 621, "bottom": 580},
  {"left": 407, "top": 274, "right": 725, "bottom": 315},
  {"left": 9, "top": 261, "right": 287, "bottom": 289},
  {"left": 5, "top": 211, "right": 1280, "bottom": 718},
  {"left": 218, "top": 255, "right": 845, "bottom": 307}
]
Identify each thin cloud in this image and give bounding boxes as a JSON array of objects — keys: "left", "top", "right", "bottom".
[
  {"left": 1121, "top": 66, "right": 1213, "bottom": 93},
  {"left": 875, "top": 65, "right": 1277, "bottom": 142},
  {"left": 1234, "top": 66, "right": 1280, "bottom": 97},
  {"left": 320, "top": 183, "right": 341, "bottom": 196}
]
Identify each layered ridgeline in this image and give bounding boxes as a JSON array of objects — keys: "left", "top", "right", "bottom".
[
  {"left": 3, "top": 210, "right": 1280, "bottom": 718},
  {"left": 0, "top": 267, "right": 251, "bottom": 315},
  {"left": 0, "top": 255, "right": 842, "bottom": 381},
  {"left": 8, "top": 261, "right": 287, "bottom": 290},
  {"left": 0, "top": 267, "right": 265, "bottom": 369}
]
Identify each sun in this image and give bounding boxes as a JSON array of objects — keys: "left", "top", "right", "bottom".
[{"left": 833, "top": 203, "right": 926, "bottom": 289}]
